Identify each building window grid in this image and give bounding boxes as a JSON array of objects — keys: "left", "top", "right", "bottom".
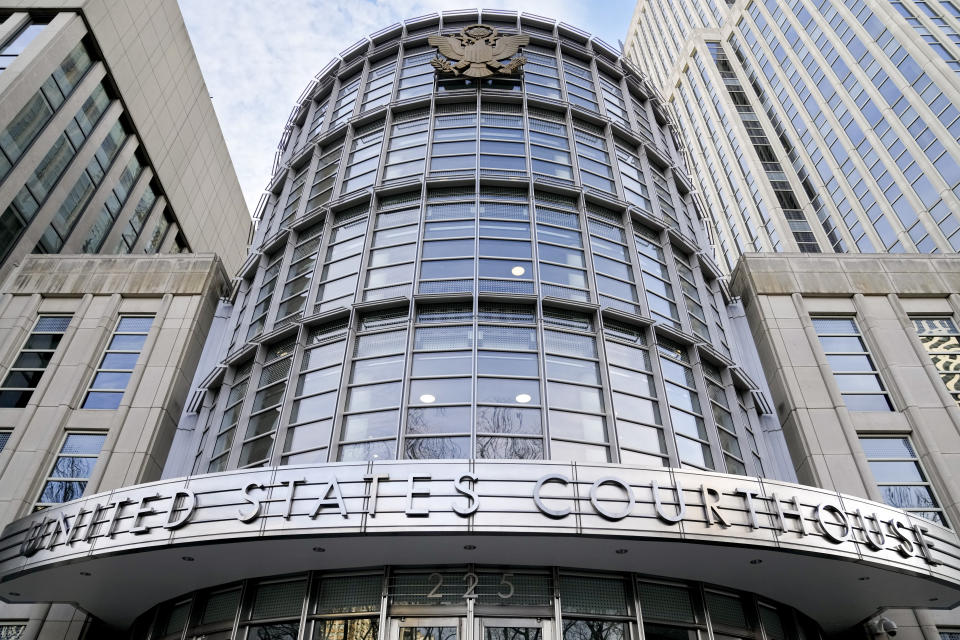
[
  {"left": 281, "top": 320, "right": 348, "bottom": 465},
  {"left": 193, "top": 32, "right": 764, "bottom": 472},
  {"left": 812, "top": 316, "right": 894, "bottom": 411},
  {"left": 114, "top": 180, "right": 159, "bottom": 254},
  {"left": 306, "top": 140, "right": 346, "bottom": 215},
  {"left": 276, "top": 222, "right": 324, "bottom": 324},
  {"left": 207, "top": 361, "right": 253, "bottom": 473},
  {"left": 634, "top": 227, "right": 681, "bottom": 329},
  {"left": 524, "top": 46, "right": 563, "bottom": 100},
  {"left": 544, "top": 309, "right": 606, "bottom": 462},
  {"left": 337, "top": 310, "right": 408, "bottom": 462},
  {"left": 586, "top": 206, "right": 642, "bottom": 316},
  {"left": 0, "top": 315, "right": 72, "bottom": 408},
  {"left": 396, "top": 48, "right": 436, "bottom": 101},
  {"left": 279, "top": 162, "right": 311, "bottom": 229},
  {"left": 329, "top": 74, "right": 363, "bottom": 130},
  {"left": 561, "top": 54, "right": 599, "bottom": 111},
  {"left": 430, "top": 105, "right": 478, "bottom": 177},
  {"left": 702, "top": 361, "right": 747, "bottom": 475},
  {"left": 364, "top": 195, "right": 420, "bottom": 301},
  {"left": 382, "top": 109, "right": 429, "bottom": 182},
  {"left": 315, "top": 206, "right": 370, "bottom": 314},
  {"left": 657, "top": 338, "right": 716, "bottom": 471},
  {"left": 478, "top": 103, "right": 527, "bottom": 177},
  {"left": 341, "top": 120, "right": 386, "bottom": 195},
  {"left": 307, "top": 98, "right": 329, "bottom": 140},
  {"left": 34, "top": 431, "right": 107, "bottom": 511},
  {"left": 536, "top": 193, "right": 589, "bottom": 303},
  {"left": 912, "top": 316, "right": 960, "bottom": 406},
  {"left": 82, "top": 315, "right": 153, "bottom": 410},
  {"left": 247, "top": 252, "right": 284, "bottom": 340},
  {"left": 604, "top": 320, "right": 668, "bottom": 466},
  {"left": 860, "top": 436, "right": 949, "bottom": 526},
  {"left": 529, "top": 109, "right": 574, "bottom": 182},
  {"left": 237, "top": 338, "right": 297, "bottom": 468},
  {"left": 361, "top": 56, "right": 399, "bottom": 113},
  {"left": 573, "top": 119, "right": 617, "bottom": 194}
]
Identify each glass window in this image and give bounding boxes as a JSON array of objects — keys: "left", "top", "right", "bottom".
[
  {"left": 82, "top": 316, "right": 153, "bottom": 410},
  {"left": 813, "top": 317, "right": 893, "bottom": 411},
  {"left": 861, "top": 436, "right": 949, "bottom": 526},
  {"left": 35, "top": 432, "right": 106, "bottom": 510},
  {"left": 912, "top": 317, "right": 960, "bottom": 407},
  {"left": 0, "top": 315, "right": 72, "bottom": 408}
]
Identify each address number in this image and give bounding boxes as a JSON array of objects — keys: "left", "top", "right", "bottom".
[{"left": 426, "top": 572, "right": 515, "bottom": 600}]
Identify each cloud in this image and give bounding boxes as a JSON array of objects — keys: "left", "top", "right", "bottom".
[{"left": 177, "top": 1, "right": 631, "bottom": 214}]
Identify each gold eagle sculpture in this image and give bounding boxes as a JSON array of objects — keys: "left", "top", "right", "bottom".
[{"left": 429, "top": 24, "right": 530, "bottom": 78}]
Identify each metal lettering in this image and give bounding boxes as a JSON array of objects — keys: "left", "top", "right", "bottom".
[
  {"left": 47, "top": 512, "right": 75, "bottom": 549},
  {"left": 701, "top": 485, "right": 730, "bottom": 528},
  {"left": 311, "top": 477, "right": 348, "bottom": 518},
  {"left": 364, "top": 473, "right": 389, "bottom": 516},
  {"left": 106, "top": 499, "right": 133, "bottom": 538},
  {"left": 281, "top": 479, "right": 306, "bottom": 520},
  {"left": 405, "top": 474, "right": 431, "bottom": 517},
  {"left": 453, "top": 473, "right": 479, "bottom": 516},
  {"left": 533, "top": 474, "right": 571, "bottom": 519},
  {"left": 20, "top": 518, "right": 47, "bottom": 557},
  {"left": 589, "top": 477, "right": 634, "bottom": 521},
  {"left": 814, "top": 504, "right": 850, "bottom": 543},
  {"left": 652, "top": 480, "right": 686, "bottom": 524},
  {"left": 130, "top": 494, "right": 160, "bottom": 535},
  {"left": 83, "top": 504, "right": 104, "bottom": 542},
  {"left": 164, "top": 490, "right": 197, "bottom": 530},
  {"left": 856, "top": 509, "right": 885, "bottom": 550},
  {"left": 887, "top": 519, "right": 914, "bottom": 558},
  {"left": 911, "top": 523, "right": 938, "bottom": 565},
  {"left": 237, "top": 483, "right": 264, "bottom": 523},
  {"left": 772, "top": 493, "right": 805, "bottom": 536},
  {"left": 735, "top": 488, "right": 761, "bottom": 529}
]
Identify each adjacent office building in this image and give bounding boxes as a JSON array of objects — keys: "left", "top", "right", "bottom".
[
  {"left": 0, "top": 0, "right": 250, "bottom": 279},
  {"left": 0, "top": 8, "right": 957, "bottom": 640},
  {"left": 625, "top": 1, "right": 960, "bottom": 639},
  {"left": 625, "top": 0, "right": 960, "bottom": 271},
  {"left": 0, "top": 0, "right": 251, "bottom": 638}
]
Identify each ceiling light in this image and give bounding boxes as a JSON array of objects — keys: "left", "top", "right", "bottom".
[
  {"left": 464, "top": 544, "right": 477, "bottom": 550},
  {"left": 419, "top": 394, "right": 436, "bottom": 404},
  {"left": 313, "top": 546, "right": 326, "bottom": 553},
  {"left": 615, "top": 548, "right": 628, "bottom": 555},
  {"left": 515, "top": 393, "right": 531, "bottom": 403},
  {"left": 749, "top": 559, "right": 762, "bottom": 565},
  {"left": 511, "top": 265, "right": 525, "bottom": 276},
  {"left": 181, "top": 556, "right": 195, "bottom": 562}
]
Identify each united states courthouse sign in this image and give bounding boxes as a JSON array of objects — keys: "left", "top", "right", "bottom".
[{"left": 1, "top": 461, "right": 959, "bottom": 627}]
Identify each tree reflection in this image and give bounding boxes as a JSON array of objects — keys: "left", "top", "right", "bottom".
[{"left": 562, "top": 620, "right": 625, "bottom": 640}]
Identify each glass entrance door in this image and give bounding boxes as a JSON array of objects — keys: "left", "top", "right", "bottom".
[
  {"left": 393, "top": 618, "right": 463, "bottom": 640},
  {"left": 478, "top": 618, "right": 550, "bottom": 640}
]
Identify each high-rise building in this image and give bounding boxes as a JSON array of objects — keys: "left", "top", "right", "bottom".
[
  {"left": 625, "top": 0, "right": 960, "bottom": 271},
  {"left": 0, "top": 1, "right": 250, "bottom": 638},
  {"left": 0, "top": 9, "right": 957, "bottom": 640},
  {"left": 0, "top": 1, "right": 251, "bottom": 279}
]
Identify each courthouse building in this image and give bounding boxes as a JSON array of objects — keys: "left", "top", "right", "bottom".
[{"left": 0, "top": 6, "right": 956, "bottom": 640}]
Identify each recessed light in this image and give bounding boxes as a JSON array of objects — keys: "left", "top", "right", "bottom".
[
  {"left": 929, "top": 597, "right": 939, "bottom": 602},
  {"left": 515, "top": 393, "right": 532, "bottom": 403},
  {"left": 181, "top": 556, "right": 195, "bottom": 562},
  {"left": 858, "top": 576, "right": 870, "bottom": 581},
  {"left": 464, "top": 544, "right": 477, "bottom": 550},
  {"left": 419, "top": 394, "right": 436, "bottom": 404},
  {"left": 615, "top": 548, "right": 628, "bottom": 555},
  {"left": 8, "top": 592, "right": 19, "bottom": 597},
  {"left": 80, "top": 571, "right": 92, "bottom": 576},
  {"left": 511, "top": 265, "right": 526, "bottom": 276},
  {"left": 749, "top": 559, "right": 762, "bottom": 565},
  {"left": 313, "top": 546, "right": 326, "bottom": 553}
]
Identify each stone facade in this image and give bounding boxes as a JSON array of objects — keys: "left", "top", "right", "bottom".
[
  {"left": 732, "top": 253, "right": 960, "bottom": 640},
  {"left": 0, "top": 253, "right": 228, "bottom": 638}
]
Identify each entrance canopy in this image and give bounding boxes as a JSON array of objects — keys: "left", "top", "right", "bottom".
[{"left": 1, "top": 461, "right": 958, "bottom": 629}]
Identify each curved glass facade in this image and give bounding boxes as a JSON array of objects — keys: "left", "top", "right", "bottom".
[
  {"left": 131, "top": 567, "right": 822, "bottom": 640},
  {"left": 188, "top": 11, "right": 768, "bottom": 478}
]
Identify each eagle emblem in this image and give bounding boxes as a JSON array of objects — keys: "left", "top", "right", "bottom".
[{"left": 428, "top": 24, "right": 530, "bottom": 78}]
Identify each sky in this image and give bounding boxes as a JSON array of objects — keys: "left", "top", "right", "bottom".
[{"left": 177, "top": 1, "right": 637, "bottom": 215}]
